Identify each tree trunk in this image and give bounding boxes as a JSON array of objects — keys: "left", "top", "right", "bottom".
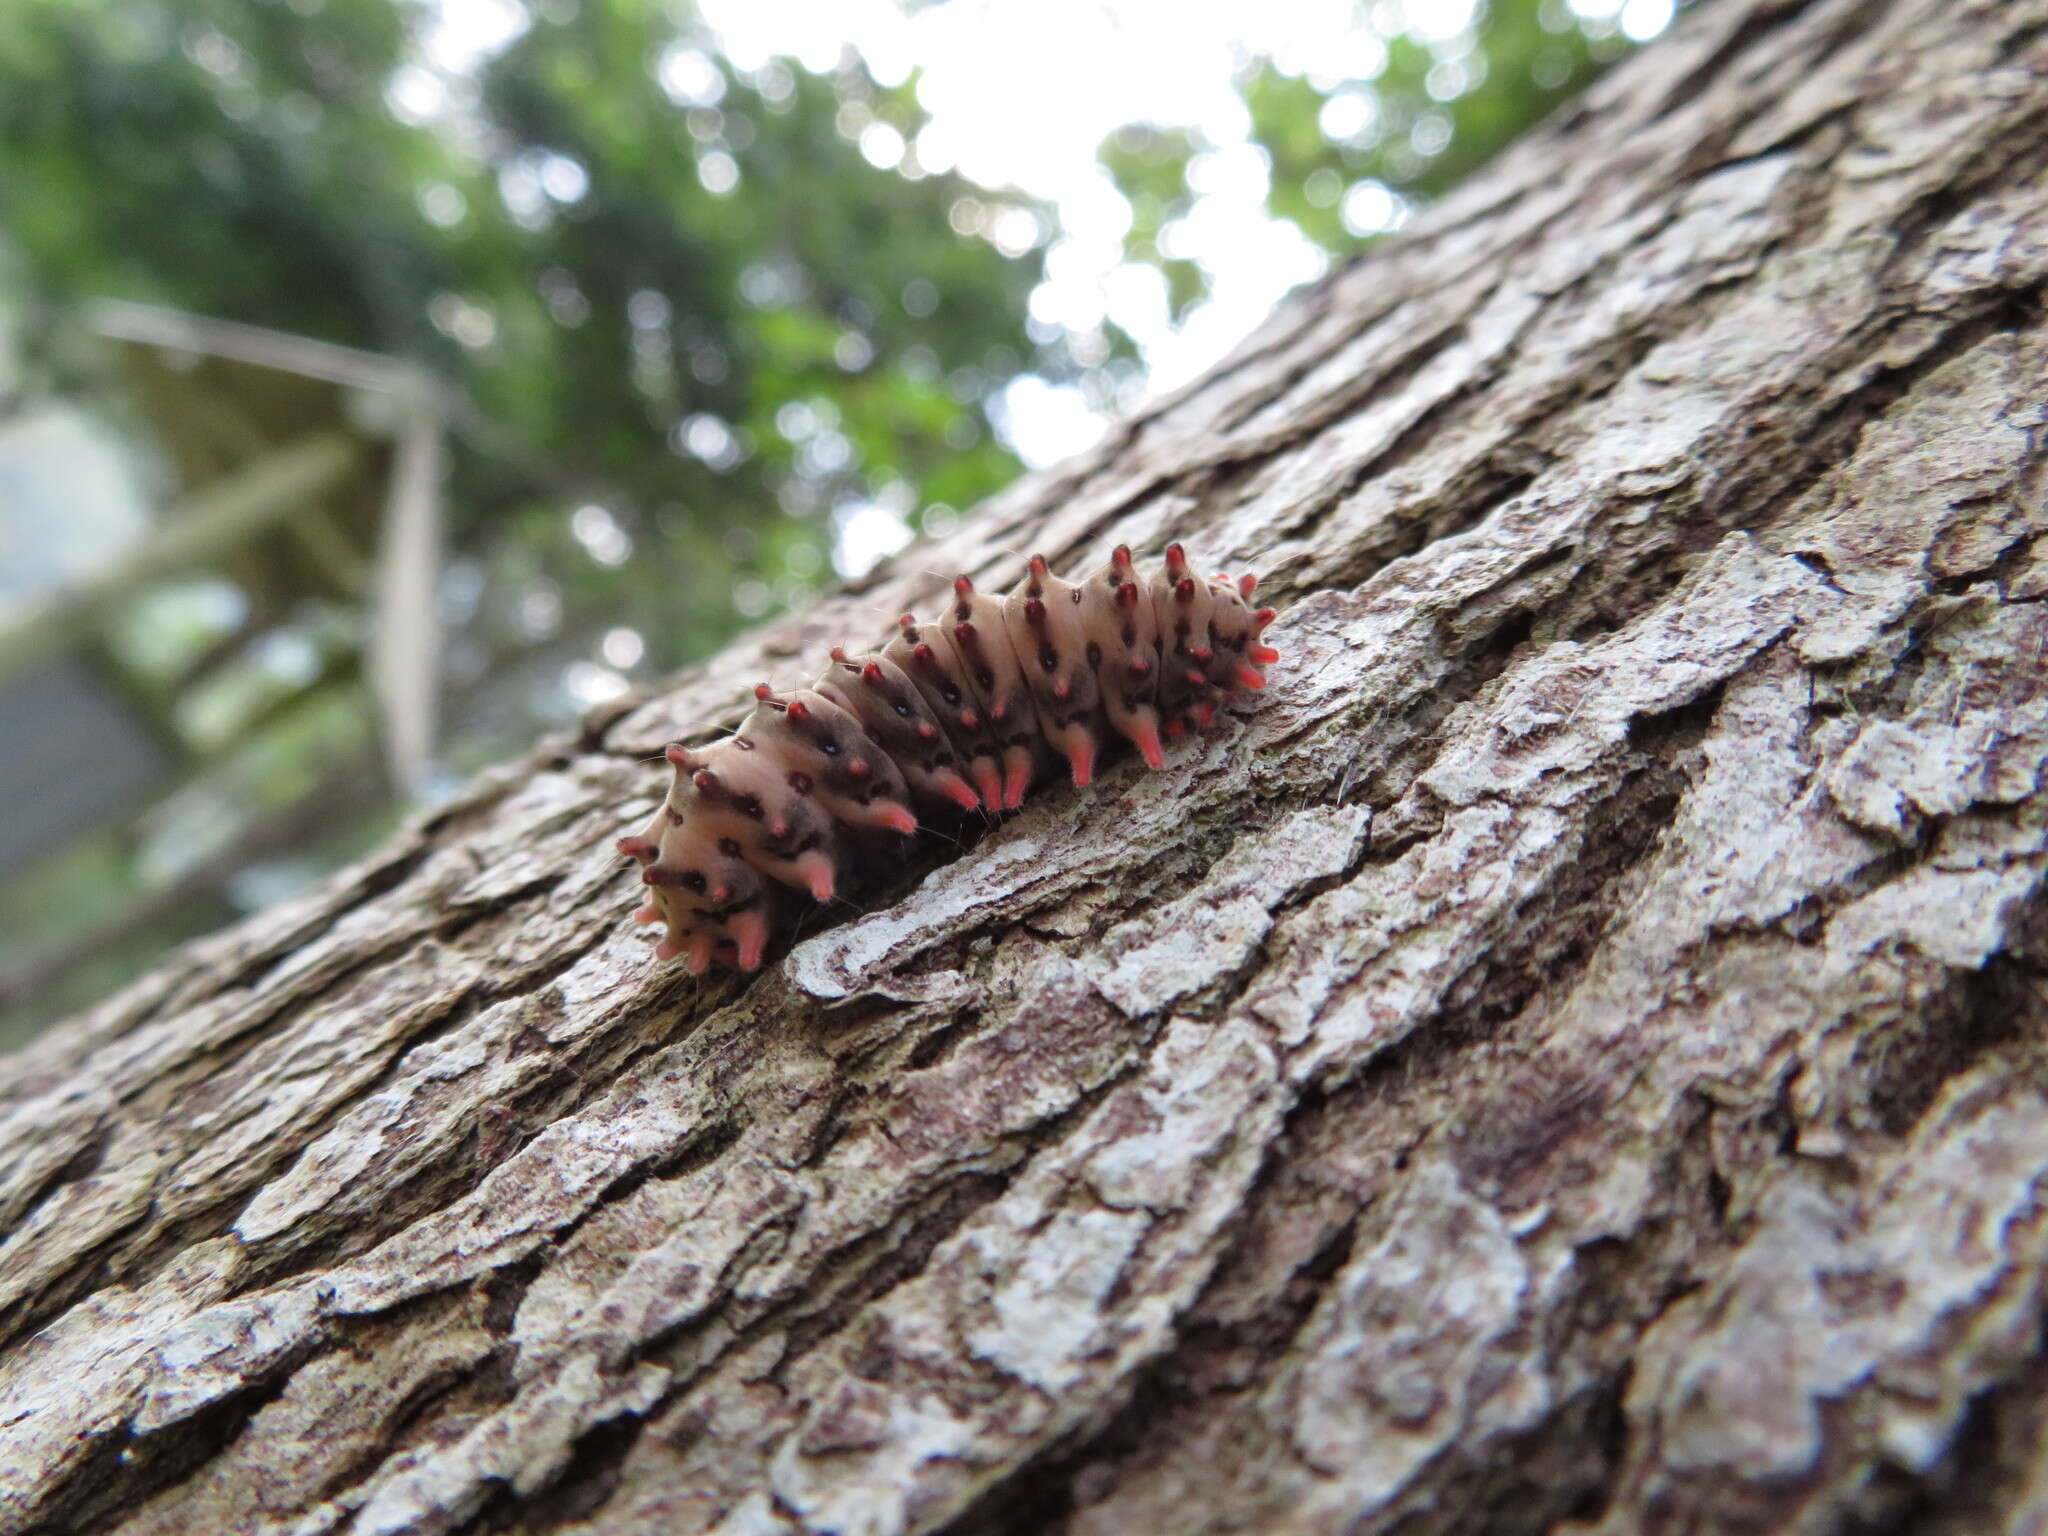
[{"left": 5, "top": 0, "right": 2047, "bottom": 1529}]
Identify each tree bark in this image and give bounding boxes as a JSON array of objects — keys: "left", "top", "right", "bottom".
[{"left": 5, "top": 0, "right": 2047, "bottom": 1530}]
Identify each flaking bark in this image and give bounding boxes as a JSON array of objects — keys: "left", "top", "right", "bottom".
[{"left": 3, "top": 0, "right": 2047, "bottom": 1530}]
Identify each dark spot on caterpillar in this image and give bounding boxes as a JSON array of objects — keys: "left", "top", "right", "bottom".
[{"left": 621, "top": 545, "right": 1282, "bottom": 974}]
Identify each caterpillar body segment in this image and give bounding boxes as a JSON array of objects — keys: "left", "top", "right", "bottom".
[{"left": 620, "top": 544, "right": 1281, "bottom": 973}]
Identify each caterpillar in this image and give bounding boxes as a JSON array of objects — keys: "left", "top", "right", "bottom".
[{"left": 616, "top": 543, "right": 1281, "bottom": 974}]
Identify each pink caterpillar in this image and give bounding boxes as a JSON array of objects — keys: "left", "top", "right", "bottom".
[{"left": 617, "top": 543, "right": 1281, "bottom": 974}]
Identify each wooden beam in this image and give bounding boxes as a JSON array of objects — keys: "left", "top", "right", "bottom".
[{"left": 0, "top": 430, "right": 361, "bottom": 680}]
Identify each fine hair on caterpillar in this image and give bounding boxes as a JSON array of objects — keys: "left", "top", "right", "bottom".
[{"left": 617, "top": 542, "right": 1282, "bottom": 974}]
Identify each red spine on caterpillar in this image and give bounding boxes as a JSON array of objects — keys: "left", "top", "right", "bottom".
[{"left": 620, "top": 546, "right": 1281, "bottom": 973}]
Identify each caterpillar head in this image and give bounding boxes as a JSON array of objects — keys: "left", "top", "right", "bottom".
[{"left": 641, "top": 814, "right": 769, "bottom": 914}]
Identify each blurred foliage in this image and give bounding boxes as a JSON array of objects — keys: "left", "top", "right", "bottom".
[
  {"left": 1098, "top": 123, "right": 1209, "bottom": 323},
  {"left": 1099, "top": 0, "right": 1635, "bottom": 322},
  {"left": 0, "top": 0, "right": 1055, "bottom": 678}
]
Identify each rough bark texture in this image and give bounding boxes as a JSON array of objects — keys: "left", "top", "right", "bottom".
[{"left": 5, "top": 0, "right": 2048, "bottom": 1530}]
